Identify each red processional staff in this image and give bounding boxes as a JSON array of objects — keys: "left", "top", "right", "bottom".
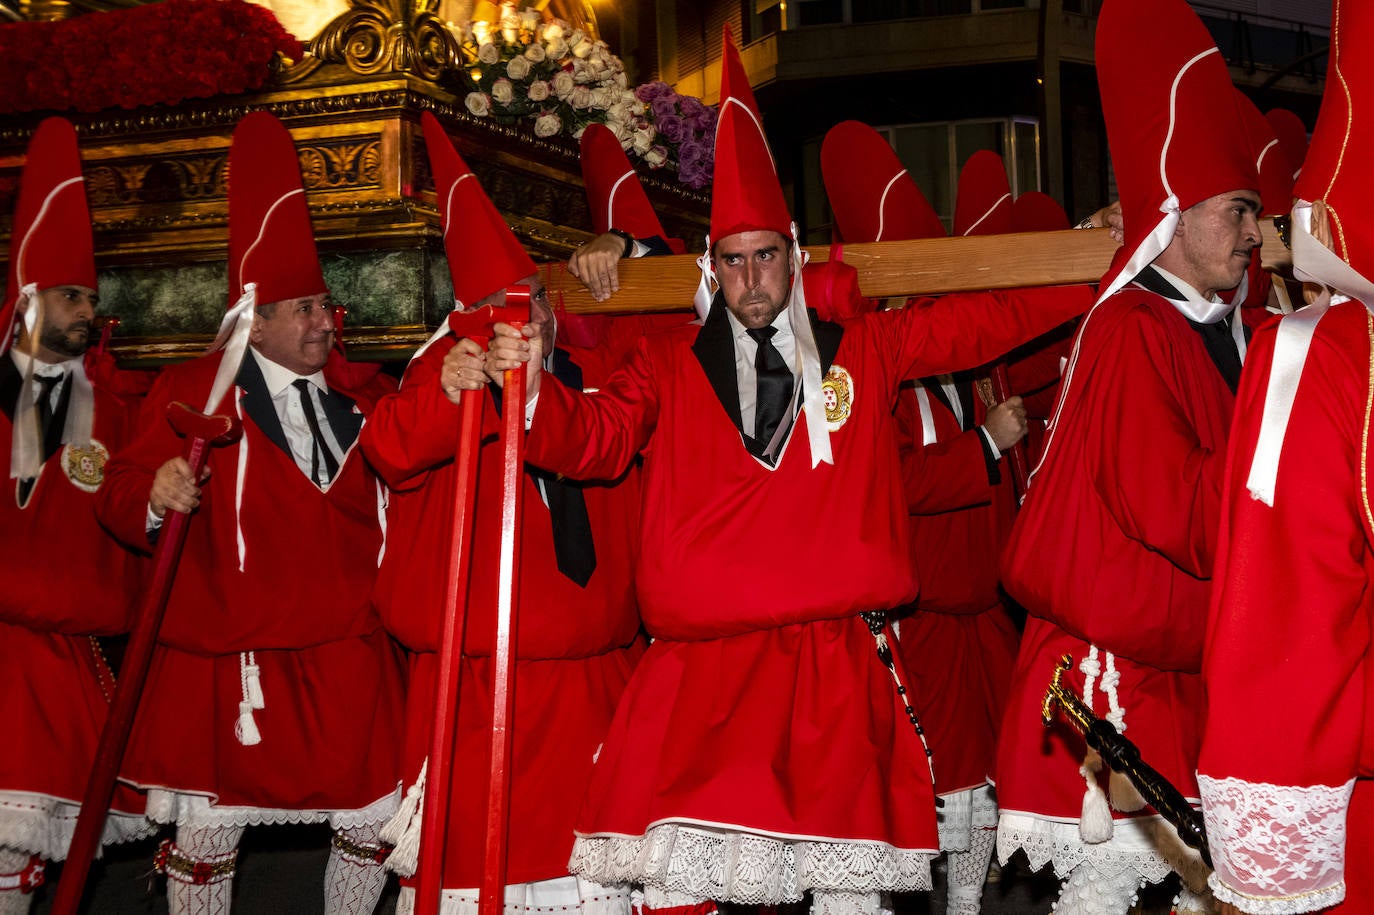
[
  {"left": 414, "top": 299, "right": 529, "bottom": 915},
  {"left": 54, "top": 406, "right": 241, "bottom": 913},
  {"left": 410, "top": 110, "right": 539, "bottom": 915}
]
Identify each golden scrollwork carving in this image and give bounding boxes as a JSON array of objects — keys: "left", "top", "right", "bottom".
[
  {"left": 298, "top": 140, "right": 383, "bottom": 189},
  {"left": 172, "top": 156, "right": 228, "bottom": 199},
  {"left": 297, "top": 0, "right": 462, "bottom": 83}
]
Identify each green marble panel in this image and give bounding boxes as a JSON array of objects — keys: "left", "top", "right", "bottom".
[
  {"left": 96, "top": 246, "right": 451, "bottom": 337},
  {"left": 97, "top": 263, "right": 227, "bottom": 336}
]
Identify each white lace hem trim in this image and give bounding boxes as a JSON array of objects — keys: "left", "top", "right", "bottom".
[
  {"left": 396, "top": 875, "right": 632, "bottom": 915},
  {"left": 996, "top": 811, "right": 1209, "bottom": 891},
  {"left": 568, "top": 821, "right": 935, "bottom": 902},
  {"left": 1199, "top": 774, "right": 1354, "bottom": 915},
  {"left": 0, "top": 791, "right": 153, "bottom": 861},
  {"left": 143, "top": 785, "right": 401, "bottom": 829}
]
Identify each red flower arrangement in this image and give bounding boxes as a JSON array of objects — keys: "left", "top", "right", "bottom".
[{"left": 0, "top": 0, "right": 301, "bottom": 114}]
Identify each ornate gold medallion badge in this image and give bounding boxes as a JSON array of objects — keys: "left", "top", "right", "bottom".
[
  {"left": 822, "top": 365, "right": 854, "bottom": 431},
  {"left": 63, "top": 440, "right": 109, "bottom": 493}
]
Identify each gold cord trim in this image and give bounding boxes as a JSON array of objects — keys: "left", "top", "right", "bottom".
[{"left": 1361, "top": 312, "right": 1373, "bottom": 535}]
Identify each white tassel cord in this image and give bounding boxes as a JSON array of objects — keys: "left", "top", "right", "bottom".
[
  {"left": 234, "top": 651, "right": 264, "bottom": 746},
  {"left": 381, "top": 759, "right": 427, "bottom": 877},
  {"left": 1076, "top": 649, "right": 1113, "bottom": 843}
]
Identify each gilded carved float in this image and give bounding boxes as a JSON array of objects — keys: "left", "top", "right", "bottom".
[{"left": 0, "top": 0, "right": 709, "bottom": 364}]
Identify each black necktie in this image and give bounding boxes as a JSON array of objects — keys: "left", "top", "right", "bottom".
[
  {"left": 292, "top": 379, "right": 340, "bottom": 484},
  {"left": 34, "top": 373, "right": 60, "bottom": 446},
  {"left": 748, "top": 326, "right": 792, "bottom": 452},
  {"left": 541, "top": 350, "right": 596, "bottom": 586},
  {"left": 18, "top": 373, "right": 61, "bottom": 506}
]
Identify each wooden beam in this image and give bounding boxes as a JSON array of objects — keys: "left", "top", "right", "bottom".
[{"left": 543, "top": 221, "right": 1291, "bottom": 314}]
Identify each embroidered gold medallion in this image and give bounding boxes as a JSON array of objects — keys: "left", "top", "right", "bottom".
[
  {"left": 63, "top": 439, "right": 108, "bottom": 493},
  {"left": 822, "top": 365, "right": 854, "bottom": 431}
]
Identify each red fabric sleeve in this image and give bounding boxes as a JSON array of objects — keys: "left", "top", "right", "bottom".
[
  {"left": 895, "top": 390, "right": 994, "bottom": 514},
  {"left": 359, "top": 340, "right": 469, "bottom": 491},
  {"left": 96, "top": 364, "right": 196, "bottom": 554},
  {"left": 525, "top": 335, "right": 660, "bottom": 481},
  {"left": 882, "top": 285, "right": 1094, "bottom": 384},
  {"left": 1085, "top": 305, "right": 1225, "bottom": 578}
]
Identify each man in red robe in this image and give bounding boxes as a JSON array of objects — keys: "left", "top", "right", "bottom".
[
  {"left": 359, "top": 112, "right": 643, "bottom": 915},
  {"left": 1199, "top": 1, "right": 1373, "bottom": 911},
  {"left": 820, "top": 122, "right": 1026, "bottom": 915},
  {"left": 473, "top": 27, "right": 1091, "bottom": 915},
  {"left": 0, "top": 116, "right": 150, "bottom": 914},
  {"left": 96, "top": 111, "right": 405, "bottom": 915},
  {"left": 994, "top": 1, "right": 1261, "bottom": 912}
]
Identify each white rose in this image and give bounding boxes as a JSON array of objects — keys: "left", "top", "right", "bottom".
[
  {"left": 612, "top": 72, "right": 628, "bottom": 90},
  {"left": 567, "top": 29, "right": 585, "bottom": 48},
  {"left": 570, "top": 85, "right": 592, "bottom": 109},
  {"left": 644, "top": 146, "right": 668, "bottom": 168},
  {"left": 465, "top": 92, "right": 492, "bottom": 117},
  {"left": 589, "top": 87, "right": 614, "bottom": 110},
  {"left": 534, "top": 112, "right": 562, "bottom": 138},
  {"left": 542, "top": 21, "right": 564, "bottom": 42},
  {"left": 491, "top": 78, "right": 515, "bottom": 105},
  {"left": 478, "top": 42, "right": 499, "bottom": 65},
  {"left": 546, "top": 37, "right": 568, "bottom": 60},
  {"left": 632, "top": 126, "right": 653, "bottom": 154},
  {"left": 523, "top": 43, "right": 546, "bottom": 63},
  {"left": 613, "top": 121, "right": 634, "bottom": 142},
  {"left": 630, "top": 100, "right": 647, "bottom": 116},
  {"left": 573, "top": 37, "right": 595, "bottom": 59},
  {"left": 551, "top": 70, "right": 575, "bottom": 98},
  {"left": 527, "top": 80, "right": 551, "bottom": 101},
  {"left": 505, "top": 55, "right": 531, "bottom": 80}
]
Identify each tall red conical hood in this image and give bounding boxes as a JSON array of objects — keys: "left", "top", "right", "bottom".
[
  {"left": 709, "top": 25, "right": 790, "bottom": 242},
  {"left": 422, "top": 112, "right": 536, "bottom": 306},
  {"left": 953, "top": 151, "right": 1013, "bottom": 237},
  {"left": 1235, "top": 90, "right": 1295, "bottom": 217},
  {"left": 1011, "top": 191, "right": 1070, "bottom": 233},
  {"left": 1290, "top": 0, "right": 1374, "bottom": 284},
  {"left": 227, "top": 111, "right": 326, "bottom": 307},
  {"left": 820, "top": 120, "right": 945, "bottom": 243},
  {"left": 580, "top": 123, "right": 685, "bottom": 253},
  {"left": 3, "top": 117, "right": 96, "bottom": 355},
  {"left": 1265, "top": 108, "right": 1308, "bottom": 183},
  {"left": 1095, "top": 0, "right": 1257, "bottom": 301}
]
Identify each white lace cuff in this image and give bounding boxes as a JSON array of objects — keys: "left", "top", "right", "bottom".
[{"left": 1198, "top": 774, "right": 1354, "bottom": 914}]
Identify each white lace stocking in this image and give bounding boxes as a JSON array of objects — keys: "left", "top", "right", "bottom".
[
  {"left": 1050, "top": 862, "right": 1142, "bottom": 915},
  {"left": 166, "top": 823, "right": 245, "bottom": 915},
  {"left": 946, "top": 827, "right": 995, "bottom": 915},
  {"left": 0, "top": 849, "right": 33, "bottom": 915},
  {"left": 324, "top": 822, "right": 389, "bottom": 915},
  {"left": 810, "top": 889, "right": 885, "bottom": 915}
]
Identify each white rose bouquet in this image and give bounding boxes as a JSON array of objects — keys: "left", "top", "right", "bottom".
[{"left": 450, "top": 3, "right": 716, "bottom": 188}]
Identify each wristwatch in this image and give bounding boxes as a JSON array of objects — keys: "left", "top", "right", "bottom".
[{"left": 608, "top": 227, "right": 635, "bottom": 257}]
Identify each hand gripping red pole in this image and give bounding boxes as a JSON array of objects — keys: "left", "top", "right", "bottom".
[
  {"left": 988, "top": 364, "right": 1030, "bottom": 497},
  {"left": 414, "top": 294, "right": 530, "bottom": 915},
  {"left": 53, "top": 403, "right": 242, "bottom": 914}
]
